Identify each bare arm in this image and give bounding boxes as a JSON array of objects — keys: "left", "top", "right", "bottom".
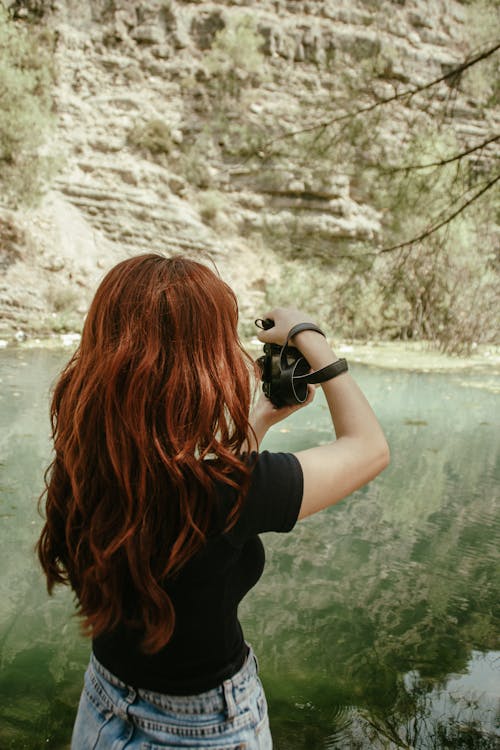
[{"left": 255, "top": 308, "right": 390, "bottom": 520}]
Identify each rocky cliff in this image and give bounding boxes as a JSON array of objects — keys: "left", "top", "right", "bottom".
[{"left": 0, "top": 0, "right": 498, "bottom": 341}]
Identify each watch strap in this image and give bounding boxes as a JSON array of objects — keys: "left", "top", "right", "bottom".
[{"left": 285, "top": 322, "right": 326, "bottom": 345}]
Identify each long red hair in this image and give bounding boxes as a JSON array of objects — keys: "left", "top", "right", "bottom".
[{"left": 37, "top": 254, "right": 254, "bottom": 653}]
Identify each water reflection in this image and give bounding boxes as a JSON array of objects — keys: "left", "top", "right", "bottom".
[
  {"left": 328, "top": 652, "right": 500, "bottom": 750},
  {"left": 0, "top": 349, "right": 499, "bottom": 749}
]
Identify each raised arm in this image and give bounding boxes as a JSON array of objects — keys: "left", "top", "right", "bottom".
[{"left": 254, "top": 308, "right": 390, "bottom": 521}]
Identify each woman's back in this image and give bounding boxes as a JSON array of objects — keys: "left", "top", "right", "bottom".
[
  {"left": 92, "top": 451, "right": 301, "bottom": 694},
  {"left": 36, "top": 253, "right": 389, "bottom": 749}
]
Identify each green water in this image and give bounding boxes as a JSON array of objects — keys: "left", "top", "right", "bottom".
[{"left": 0, "top": 348, "right": 499, "bottom": 749}]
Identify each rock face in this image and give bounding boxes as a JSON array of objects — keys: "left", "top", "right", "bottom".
[{"left": 0, "top": 0, "right": 498, "bottom": 339}]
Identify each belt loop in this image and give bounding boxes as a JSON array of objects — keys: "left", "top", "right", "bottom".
[
  {"left": 125, "top": 686, "right": 137, "bottom": 705},
  {"left": 245, "top": 641, "right": 258, "bottom": 674},
  {"left": 222, "top": 678, "right": 237, "bottom": 720},
  {"left": 114, "top": 686, "right": 137, "bottom": 721}
]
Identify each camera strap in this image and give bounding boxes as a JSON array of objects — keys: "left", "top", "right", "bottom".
[
  {"left": 281, "top": 323, "right": 348, "bottom": 385},
  {"left": 293, "top": 358, "right": 349, "bottom": 384}
]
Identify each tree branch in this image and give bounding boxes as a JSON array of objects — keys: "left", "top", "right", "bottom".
[
  {"left": 378, "top": 172, "right": 500, "bottom": 254},
  {"left": 383, "top": 133, "right": 500, "bottom": 173},
  {"left": 261, "top": 42, "right": 500, "bottom": 150},
  {"left": 330, "top": 173, "right": 500, "bottom": 259}
]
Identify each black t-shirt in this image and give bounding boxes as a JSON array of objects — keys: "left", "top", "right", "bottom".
[{"left": 92, "top": 451, "right": 303, "bottom": 694}]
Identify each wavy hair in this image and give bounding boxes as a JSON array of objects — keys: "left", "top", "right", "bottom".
[{"left": 37, "top": 254, "right": 254, "bottom": 653}]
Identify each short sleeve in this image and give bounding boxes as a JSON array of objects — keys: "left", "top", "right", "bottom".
[{"left": 227, "top": 451, "right": 303, "bottom": 543}]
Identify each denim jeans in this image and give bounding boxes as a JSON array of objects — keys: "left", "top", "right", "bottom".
[{"left": 71, "top": 646, "right": 273, "bottom": 749}]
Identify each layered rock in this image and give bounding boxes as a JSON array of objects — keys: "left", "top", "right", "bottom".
[{"left": 0, "top": 0, "right": 498, "bottom": 338}]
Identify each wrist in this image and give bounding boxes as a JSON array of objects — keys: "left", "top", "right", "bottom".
[
  {"left": 292, "top": 330, "right": 337, "bottom": 368},
  {"left": 249, "top": 403, "right": 272, "bottom": 443}
]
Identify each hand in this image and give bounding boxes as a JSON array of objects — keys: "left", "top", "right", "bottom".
[
  {"left": 248, "top": 386, "right": 315, "bottom": 449},
  {"left": 257, "top": 307, "right": 335, "bottom": 367},
  {"left": 256, "top": 307, "right": 318, "bottom": 347}
]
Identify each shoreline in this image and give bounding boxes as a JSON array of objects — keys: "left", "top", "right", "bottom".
[
  {"left": 334, "top": 340, "right": 500, "bottom": 375},
  {"left": 3, "top": 334, "right": 500, "bottom": 376},
  {"left": 247, "top": 337, "right": 500, "bottom": 375}
]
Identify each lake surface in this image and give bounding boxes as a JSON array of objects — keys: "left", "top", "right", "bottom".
[{"left": 0, "top": 347, "right": 499, "bottom": 749}]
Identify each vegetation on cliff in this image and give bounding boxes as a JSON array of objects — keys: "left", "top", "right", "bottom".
[
  {"left": 0, "top": 4, "right": 56, "bottom": 206},
  {"left": 186, "top": 7, "right": 499, "bottom": 354},
  {"left": 0, "top": 0, "right": 498, "bottom": 355}
]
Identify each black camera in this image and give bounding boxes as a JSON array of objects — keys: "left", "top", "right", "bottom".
[
  {"left": 257, "top": 343, "right": 311, "bottom": 408},
  {"left": 255, "top": 319, "right": 349, "bottom": 408}
]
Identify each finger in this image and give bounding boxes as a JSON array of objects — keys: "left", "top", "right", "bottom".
[
  {"left": 305, "top": 384, "right": 316, "bottom": 405},
  {"left": 255, "top": 312, "right": 276, "bottom": 337},
  {"left": 257, "top": 325, "right": 279, "bottom": 343},
  {"left": 257, "top": 311, "right": 275, "bottom": 325}
]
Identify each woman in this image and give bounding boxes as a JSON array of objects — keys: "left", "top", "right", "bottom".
[{"left": 37, "top": 254, "right": 389, "bottom": 749}]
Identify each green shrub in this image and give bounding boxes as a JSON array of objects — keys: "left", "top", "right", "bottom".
[
  {"left": 198, "top": 190, "right": 227, "bottom": 227},
  {"left": 127, "top": 119, "right": 173, "bottom": 159},
  {"left": 217, "top": 120, "right": 268, "bottom": 159},
  {"left": 0, "top": 7, "right": 56, "bottom": 206},
  {"left": 178, "top": 130, "right": 216, "bottom": 188},
  {"left": 205, "top": 16, "right": 266, "bottom": 99},
  {"left": 263, "top": 258, "right": 380, "bottom": 340}
]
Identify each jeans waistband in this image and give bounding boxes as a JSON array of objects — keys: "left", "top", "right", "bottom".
[{"left": 90, "top": 645, "right": 259, "bottom": 717}]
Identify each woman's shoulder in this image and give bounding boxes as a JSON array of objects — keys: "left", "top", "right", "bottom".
[
  {"left": 223, "top": 451, "right": 304, "bottom": 540},
  {"left": 246, "top": 450, "right": 303, "bottom": 487}
]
